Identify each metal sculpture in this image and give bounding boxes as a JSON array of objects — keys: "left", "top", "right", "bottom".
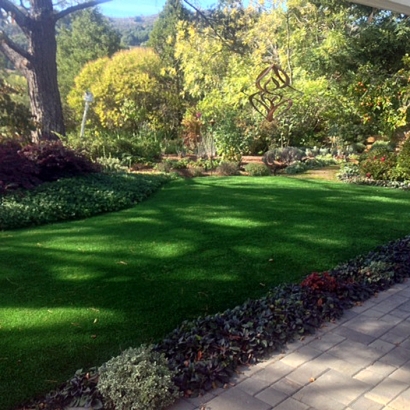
[{"left": 249, "top": 64, "right": 295, "bottom": 122}]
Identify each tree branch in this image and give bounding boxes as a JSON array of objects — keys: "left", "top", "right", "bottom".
[
  {"left": 0, "top": 0, "right": 28, "bottom": 27},
  {"left": 0, "top": 29, "right": 31, "bottom": 61},
  {"left": 55, "top": 0, "right": 112, "bottom": 21},
  {"left": 0, "top": 31, "right": 30, "bottom": 71},
  {"left": 182, "top": 0, "right": 240, "bottom": 52}
]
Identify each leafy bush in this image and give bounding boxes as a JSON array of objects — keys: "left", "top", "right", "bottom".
[
  {"left": 65, "top": 128, "right": 162, "bottom": 163},
  {"left": 396, "top": 138, "right": 410, "bottom": 180},
  {"left": 98, "top": 345, "right": 179, "bottom": 410},
  {"left": 284, "top": 161, "right": 308, "bottom": 174},
  {"left": 368, "top": 141, "right": 395, "bottom": 152},
  {"left": 0, "top": 78, "right": 34, "bottom": 139},
  {"left": 301, "top": 272, "right": 338, "bottom": 293},
  {"left": 0, "top": 173, "right": 169, "bottom": 230},
  {"left": 168, "top": 159, "right": 191, "bottom": 169},
  {"left": 154, "top": 161, "right": 173, "bottom": 173},
  {"left": 244, "top": 162, "right": 271, "bottom": 176},
  {"left": 213, "top": 112, "right": 249, "bottom": 162},
  {"left": 216, "top": 161, "right": 240, "bottom": 176},
  {"left": 194, "top": 158, "right": 220, "bottom": 171},
  {"left": 161, "top": 139, "right": 186, "bottom": 156},
  {"left": 358, "top": 147, "right": 397, "bottom": 180},
  {"left": 20, "top": 140, "right": 98, "bottom": 182},
  {"left": 312, "top": 155, "right": 338, "bottom": 166},
  {"left": 96, "top": 156, "right": 128, "bottom": 172},
  {"left": 337, "top": 163, "right": 360, "bottom": 181},
  {"left": 359, "top": 261, "right": 395, "bottom": 286},
  {"left": 264, "top": 147, "right": 304, "bottom": 165},
  {"left": 0, "top": 140, "right": 41, "bottom": 194},
  {"left": 190, "top": 167, "right": 205, "bottom": 177},
  {"left": 348, "top": 142, "right": 366, "bottom": 154}
]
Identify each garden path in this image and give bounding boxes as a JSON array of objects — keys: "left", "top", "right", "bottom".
[{"left": 166, "top": 281, "right": 410, "bottom": 410}]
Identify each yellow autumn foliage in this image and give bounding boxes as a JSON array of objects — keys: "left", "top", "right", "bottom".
[{"left": 68, "top": 48, "right": 163, "bottom": 131}]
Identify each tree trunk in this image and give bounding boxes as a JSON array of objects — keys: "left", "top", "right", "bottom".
[
  {"left": 0, "top": 0, "right": 111, "bottom": 142},
  {"left": 26, "top": 12, "right": 65, "bottom": 142}
]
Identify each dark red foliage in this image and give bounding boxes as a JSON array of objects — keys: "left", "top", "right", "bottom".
[
  {"left": 301, "top": 272, "right": 338, "bottom": 293},
  {"left": 19, "top": 141, "right": 98, "bottom": 182},
  {"left": 0, "top": 141, "right": 41, "bottom": 195},
  {"left": 0, "top": 140, "right": 99, "bottom": 195}
]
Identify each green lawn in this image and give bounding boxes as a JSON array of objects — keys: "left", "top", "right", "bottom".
[{"left": 1, "top": 176, "right": 410, "bottom": 409}]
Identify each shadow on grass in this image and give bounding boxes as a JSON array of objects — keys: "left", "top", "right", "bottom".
[{"left": 1, "top": 176, "right": 410, "bottom": 409}]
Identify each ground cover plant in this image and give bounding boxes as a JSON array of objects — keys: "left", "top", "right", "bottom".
[
  {"left": 2, "top": 177, "right": 410, "bottom": 409},
  {"left": 0, "top": 173, "right": 169, "bottom": 230}
]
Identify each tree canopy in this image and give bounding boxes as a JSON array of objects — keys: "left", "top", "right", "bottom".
[{"left": 57, "top": 7, "right": 121, "bottom": 102}]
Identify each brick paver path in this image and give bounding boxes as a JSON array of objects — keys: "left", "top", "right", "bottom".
[{"left": 167, "top": 281, "right": 410, "bottom": 410}]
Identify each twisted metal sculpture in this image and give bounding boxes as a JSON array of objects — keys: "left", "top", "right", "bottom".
[{"left": 249, "top": 64, "right": 295, "bottom": 122}]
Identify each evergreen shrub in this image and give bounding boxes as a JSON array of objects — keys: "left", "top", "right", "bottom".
[
  {"left": 244, "top": 162, "right": 271, "bottom": 176},
  {"left": 264, "top": 147, "right": 304, "bottom": 165},
  {"left": 216, "top": 161, "right": 240, "bottom": 176},
  {"left": 98, "top": 345, "right": 179, "bottom": 410}
]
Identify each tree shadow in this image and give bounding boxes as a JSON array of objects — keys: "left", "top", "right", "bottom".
[{"left": 1, "top": 176, "right": 410, "bottom": 409}]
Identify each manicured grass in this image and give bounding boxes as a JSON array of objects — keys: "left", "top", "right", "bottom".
[{"left": 1, "top": 176, "right": 410, "bottom": 409}]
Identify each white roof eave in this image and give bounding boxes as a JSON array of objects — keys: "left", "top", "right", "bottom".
[{"left": 350, "top": 0, "right": 410, "bottom": 14}]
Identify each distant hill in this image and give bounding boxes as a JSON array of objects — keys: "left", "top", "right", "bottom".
[{"left": 108, "top": 15, "right": 158, "bottom": 47}]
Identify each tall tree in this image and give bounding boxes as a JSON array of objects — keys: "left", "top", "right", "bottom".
[
  {"left": 148, "top": 0, "right": 192, "bottom": 137},
  {"left": 57, "top": 8, "right": 121, "bottom": 102},
  {"left": 0, "top": 0, "right": 110, "bottom": 141}
]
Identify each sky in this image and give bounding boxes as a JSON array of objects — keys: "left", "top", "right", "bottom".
[{"left": 99, "top": 0, "right": 220, "bottom": 18}]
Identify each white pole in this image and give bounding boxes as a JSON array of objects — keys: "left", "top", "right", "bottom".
[{"left": 80, "top": 91, "right": 94, "bottom": 138}]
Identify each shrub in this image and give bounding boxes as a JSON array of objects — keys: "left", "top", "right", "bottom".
[
  {"left": 113, "top": 135, "right": 161, "bottom": 161},
  {"left": 368, "top": 141, "right": 395, "bottom": 152},
  {"left": 154, "top": 161, "right": 173, "bottom": 173},
  {"left": 359, "top": 261, "right": 395, "bottom": 288},
  {"left": 171, "top": 159, "right": 190, "bottom": 169},
  {"left": 65, "top": 128, "right": 162, "bottom": 163},
  {"left": 244, "top": 162, "right": 271, "bottom": 176},
  {"left": 396, "top": 138, "right": 410, "bottom": 180},
  {"left": 194, "top": 158, "right": 220, "bottom": 171},
  {"left": 284, "top": 161, "right": 307, "bottom": 174},
  {"left": 358, "top": 147, "right": 397, "bottom": 181},
  {"left": 264, "top": 147, "right": 304, "bottom": 165},
  {"left": 96, "top": 156, "right": 128, "bottom": 172},
  {"left": 212, "top": 111, "right": 249, "bottom": 162},
  {"left": 20, "top": 141, "right": 98, "bottom": 182},
  {"left": 0, "top": 140, "right": 40, "bottom": 194},
  {"left": 97, "top": 345, "right": 179, "bottom": 410},
  {"left": 190, "top": 167, "right": 205, "bottom": 177},
  {"left": 0, "top": 78, "right": 34, "bottom": 139},
  {"left": 337, "top": 163, "right": 360, "bottom": 181},
  {"left": 161, "top": 139, "right": 186, "bottom": 156},
  {"left": 216, "top": 161, "right": 240, "bottom": 176}
]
